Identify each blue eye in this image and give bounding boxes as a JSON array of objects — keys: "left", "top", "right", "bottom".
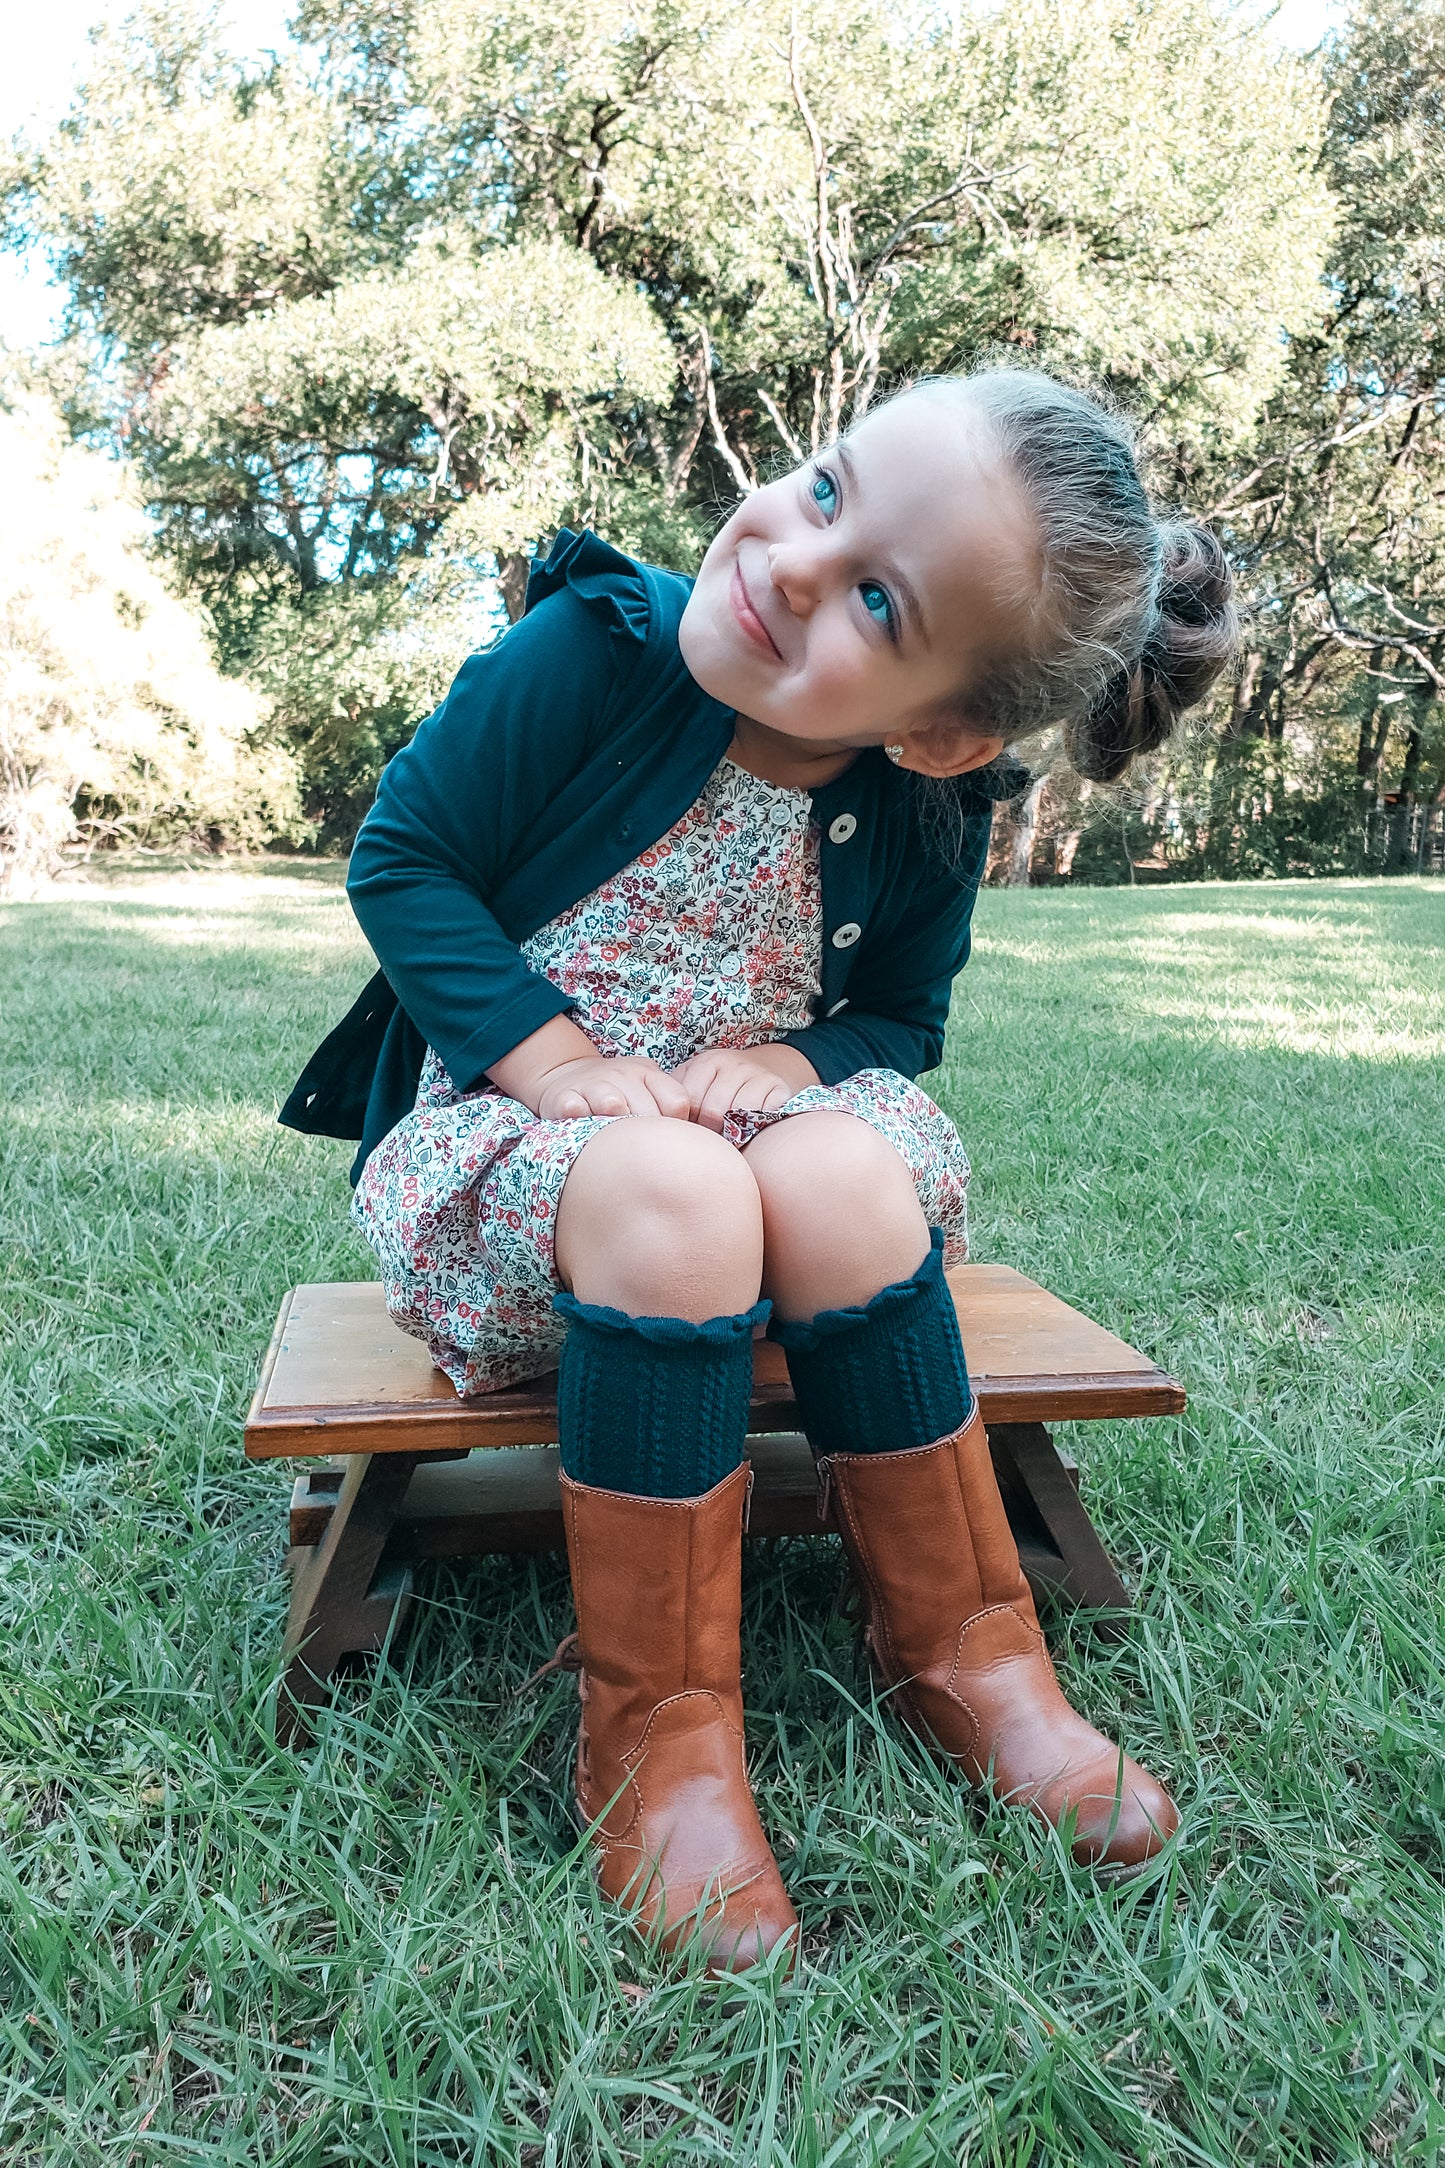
[
  {"left": 810, "top": 470, "right": 839, "bottom": 518},
  {"left": 860, "top": 581, "right": 895, "bottom": 634}
]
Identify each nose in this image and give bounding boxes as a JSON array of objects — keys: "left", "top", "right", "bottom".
[{"left": 767, "top": 541, "right": 825, "bottom": 619}]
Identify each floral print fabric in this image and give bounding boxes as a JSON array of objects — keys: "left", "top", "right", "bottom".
[{"left": 353, "top": 756, "right": 972, "bottom": 1395}]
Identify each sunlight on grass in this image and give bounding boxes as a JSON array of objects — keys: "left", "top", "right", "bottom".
[
  {"left": 1, "top": 869, "right": 1442, "bottom": 2164},
  {"left": 1128, "top": 992, "right": 1444, "bottom": 1063}
]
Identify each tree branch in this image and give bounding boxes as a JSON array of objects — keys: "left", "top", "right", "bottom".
[
  {"left": 699, "top": 325, "right": 755, "bottom": 494},
  {"left": 1202, "top": 388, "right": 1440, "bottom": 519},
  {"left": 757, "top": 387, "right": 805, "bottom": 461}
]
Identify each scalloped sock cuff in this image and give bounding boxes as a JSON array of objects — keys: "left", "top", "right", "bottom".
[
  {"left": 554, "top": 1292, "right": 770, "bottom": 1498},
  {"left": 767, "top": 1229, "right": 973, "bottom": 1457}
]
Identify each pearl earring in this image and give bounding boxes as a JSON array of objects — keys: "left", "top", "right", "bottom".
[{"left": 885, "top": 743, "right": 905, "bottom": 765}]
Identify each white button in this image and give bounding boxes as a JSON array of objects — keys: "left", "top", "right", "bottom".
[
  {"left": 768, "top": 800, "right": 794, "bottom": 828},
  {"left": 828, "top": 813, "right": 857, "bottom": 844},
  {"left": 832, "top": 922, "right": 862, "bottom": 949},
  {"left": 719, "top": 951, "right": 743, "bottom": 977}
]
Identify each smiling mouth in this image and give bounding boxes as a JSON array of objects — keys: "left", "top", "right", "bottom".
[{"left": 730, "top": 560, "right": 782, "bottom": 660}]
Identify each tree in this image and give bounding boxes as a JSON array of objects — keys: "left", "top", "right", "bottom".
[
  {"left": 0, "top": 392, "right": 300, "bottom": 894},
  {"left": 990, "top": 0, "right": 1445, "bottom": 884},
  {"left": 1206, "top": 0, "right": 1445, "bottom": 827},
  {"left": 8, "top": 0, "right": 1337, "bottom": 841}
]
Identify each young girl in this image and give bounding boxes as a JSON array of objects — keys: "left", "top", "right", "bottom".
[{"left": 284, "top": 367, "right": 1236, "bottom": 1976}]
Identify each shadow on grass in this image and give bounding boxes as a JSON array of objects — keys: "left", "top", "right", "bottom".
[{"left": 2, "top": 876, "right": 1443, "bottom": 2162}]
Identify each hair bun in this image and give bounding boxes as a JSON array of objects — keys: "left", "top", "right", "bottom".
[{"left": 1068, "top": 521, "right": 1238, "bottom": 784}]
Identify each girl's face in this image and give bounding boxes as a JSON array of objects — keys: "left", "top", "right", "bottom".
[{"left": 679, "top": 393, "right": 1038, "bottom": 776}]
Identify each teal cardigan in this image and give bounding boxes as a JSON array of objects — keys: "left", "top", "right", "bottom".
[{"left": 280, "top": 530, "right": 1026, "bottom": 1180}]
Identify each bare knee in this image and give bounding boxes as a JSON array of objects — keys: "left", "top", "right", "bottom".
[
  {"left": 745, "top": 1111, "right": 920, "bottom": 1227},
  {"left": 555, "top": 1119, "right": 764, "bottom": 1320},
  {"left": 743, "top": 1111, "right": 927, "bottom": 1317}
]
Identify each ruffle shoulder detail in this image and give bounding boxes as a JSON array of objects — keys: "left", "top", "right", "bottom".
[{"left": 523, "top": 527, "right": 652, "bottom": 650}]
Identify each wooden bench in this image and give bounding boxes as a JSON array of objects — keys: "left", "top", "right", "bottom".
[{"left": 247, "top": 1267, "right": 1184, "bottom": 1743}]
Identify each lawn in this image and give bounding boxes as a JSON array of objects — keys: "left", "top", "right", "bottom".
[{"left": 1, "top": 866, "right": 1442, "bottom": 2166}]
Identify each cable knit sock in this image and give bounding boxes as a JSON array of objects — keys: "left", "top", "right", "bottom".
[
  {"left": 554, "top": 1293, "right": 769, "bottom": 1498},
  {"left": 768, "top": 1228, "right": 972, "bottom": 1456}
]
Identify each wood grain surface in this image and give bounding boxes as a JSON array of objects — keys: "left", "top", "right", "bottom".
[{"left": 246, "top": 1268, "right": 1185, "bottom": 1459}]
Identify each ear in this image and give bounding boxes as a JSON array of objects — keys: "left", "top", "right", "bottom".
[{"left": 889, "top": 714, "right": 1007, "bottom": 779}]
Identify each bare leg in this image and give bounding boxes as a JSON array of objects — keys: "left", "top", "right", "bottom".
[
  {"left": 549, "top": 1118, "right": 796, "bottom": 1974},
  {"left": 554, "top": 1116, "right": 764, "bottom": 1319},
  {"left": 744, "top": 1113, "right": 1177, "bottom": 1871},
  {"left": 742, "top": 1110, "right": 929, "bottom": 1318}
]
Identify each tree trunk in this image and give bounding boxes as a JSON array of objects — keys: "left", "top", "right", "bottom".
[
  {"left": 1229, "top": 650, "right": 1281, "bottom": 739},
  {"left": 1007, "top": 776, "right": 1047, "bottom": 887},
  {"left": 1054, "top": 827, "right": 1082, "bottom": 879},
  {"left": 1230, "top": 650, "right": 1262, "bottom": 736},
  {"left": 1355, "top": 647, "right": 1387, "bottom": 781},
  {"left": 497, "top": 551, "right": 532, "bottom": 623},
  {"left": 1388, "top": 662, "right": 1436, "bottom": 868},
  {"left": 1394, "top": 638, "right": 1441, "bottom": 845}
]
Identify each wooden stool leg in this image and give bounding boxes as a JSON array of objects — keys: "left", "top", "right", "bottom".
[
  {"left": 278, "top": 1452, "right": 420, "bottom": 1745},
  {"left": 986, "top": 1421, "right": 1131, "bottom": 1633}
]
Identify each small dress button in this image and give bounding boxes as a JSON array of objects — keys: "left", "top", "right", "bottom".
[
  {"left": 828, "top": 813, "right": 857, "bottom": 844},
  {"left": 831, "top": 921, "right": 862, "bottom": 949},
  {"left": 719, "top": 951, "right": 743, "bottom": 978},
  {"left": 768, "top": 800, "right": 794, "bottom": 828}
]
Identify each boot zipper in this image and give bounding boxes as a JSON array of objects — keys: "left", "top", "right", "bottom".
[
  {"left": 742, "top": 1465, "right": 755, "bottom": 1533},
  {"left": 816, "top": 1456, "right": 834, "bottom": 1522}
]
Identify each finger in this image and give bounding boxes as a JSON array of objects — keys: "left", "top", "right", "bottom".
[
  {"left": 720, "top": 1077, "right": 768, "bottom": 1113},
  {"left": 667, "top": 1053, "right": 706, "bottom": 1101},
  {"left": 547, "top": 1088, "right": 591, "bottom": 1120},
  {"left": 615, "top": 1070, "right": 675, "bottom": 1117},
  {"left": 584, "top": 1084, "right": 632, "bottom": 1118},
  {"left": 727, "top": 1077, "right": 783, "bottom": 1116},
  {"left": 607, "top": 1064, "right": 657, "bottom": 1114},
  {"left": 697, "top": 1070, "right": 746, "bottom": 1132},
  {"left": 647, "top": 1068, "right": 692, "bottom": 1121},
  {"left": 679, "top": 1056, "right": 721, "bottom": 1113}
]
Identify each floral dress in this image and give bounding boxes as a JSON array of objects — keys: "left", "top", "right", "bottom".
[{"left": 353, "top": 756, "right": 972, "bottom": 1395}]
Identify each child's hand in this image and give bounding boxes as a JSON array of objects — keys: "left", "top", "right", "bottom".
[
  {"left": 672, "top": 1045, "right": 818, "bottom": 1132},
  {"left": 534, "top": 1055, "right": 691, "bottom": 1122},
  {"left": 488, "top": 1018, "right": 690, "bottom": 1121}
]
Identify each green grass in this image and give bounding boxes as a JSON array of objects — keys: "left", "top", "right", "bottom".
[{"left": 1, "top": 865, "right": 1442, "bottom": 2166}]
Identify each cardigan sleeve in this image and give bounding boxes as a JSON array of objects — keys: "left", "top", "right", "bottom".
[
  {"left": 346, "top": 535, "right": 649, "bottom": 1090},
  {"left": 779, "top": 808, "right": 993, "bottom": 1083}
]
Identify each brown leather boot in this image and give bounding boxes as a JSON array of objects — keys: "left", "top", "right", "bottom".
[
  {"left": 559, "top": 1462, "right": 799, "bottom": 1973},
  {"left": 821, "top": 1407, "right": 1178, "bottom": 1870}
]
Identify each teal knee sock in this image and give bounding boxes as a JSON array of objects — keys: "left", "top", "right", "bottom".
[
  {"left": 554, "top": 1292, "right": 769, "bottom": 1498},
  {"left": 767, "top": 1228, "right": 972, "bottom": 1457}
]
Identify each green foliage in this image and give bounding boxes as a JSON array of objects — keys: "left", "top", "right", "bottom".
[
  {"left": 0, "top": 395, "right": 302, "bottom": 893},
  {"left": 1063, "top": 750, "right": 1383, "bottom": 886},
  {"left": 223, "top": 561, "right": 503, "bottom": 846},
  {"left": 19, "top": 7, "right": 353, "bottom": 346},
  {"left": 1205, "top": 0, "right": 1445, "bottom": 839},
  {"left": 147, "top": 235, "right": 675, "bottom": 578},
  {"left": 7, "top": 0, "right": 1338, "bottom": 839},
  {"left": 2, "top": 867, "right": 1442, "bottom": 2158}
]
